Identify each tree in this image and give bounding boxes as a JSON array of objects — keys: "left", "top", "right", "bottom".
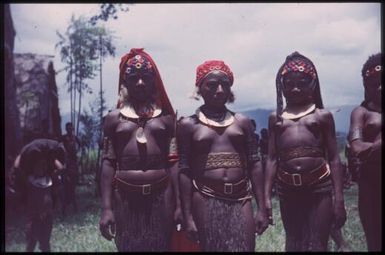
[
  {"left": 89, "top": 3, "right": 130, "bottom": 25},
  {"left": 78, "top": 91, "right": 107, "bottom": 193},
  {"left": 89, "top": 4, "right": 129, "bottom": 173},
  {"left": 56, "top": 15, "right": 115, "bottom": 136}
]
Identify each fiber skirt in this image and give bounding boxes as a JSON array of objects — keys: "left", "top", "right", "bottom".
[{"left": 113, "top": 189, "right": 172, "bottom": 251}]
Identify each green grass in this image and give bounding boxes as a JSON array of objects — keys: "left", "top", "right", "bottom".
[
  {"left": 5, "top": 175, "right": 367, "bottom": 252},
  {"left": 5, "top": 174, "right": 117, "bottom": 252},
  {"left": 255, "top": 183, "right": 367, "bottom": 252}
]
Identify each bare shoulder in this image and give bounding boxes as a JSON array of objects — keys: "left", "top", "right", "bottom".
[
  {"left": 104, "top": 109, "right": 120, "bottom": 122},
  {"left": 233, "top": 112, "right": 251, "bottom": 127},
  {"left": 103, "top": 109, "right": 120, "bottom": 135},
  {"left": 315, "top": 108, "right": 335, "bottom": 126},
  {"left": 315, "top": 108, "right": 332, "bottom": 117},
  {"left": 160, "top": 114, "right": 174, "bottom": 125},
  {"left": 351, "top": 105, "right": 367, "bottom": 117},
  {"left": 178, "top": 115, "right": 197, "bottom": 133}
]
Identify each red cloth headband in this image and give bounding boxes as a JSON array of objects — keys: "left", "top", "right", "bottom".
[
  {"left": 195, "top": 60, "right": 234, "bottom": 87},
  {"left": 281, "top": 58, "right": 316, "bottom": 79},
  {"left": 117, "top": 48, "right": 174, "bottom": 116}
]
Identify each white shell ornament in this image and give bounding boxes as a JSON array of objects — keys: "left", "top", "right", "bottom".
[
  {"left": 28, "top": 176, "right": 53, "bottom": 188},
  {"left": 136, "top": 127, "right": 147, "bottom": 144}
]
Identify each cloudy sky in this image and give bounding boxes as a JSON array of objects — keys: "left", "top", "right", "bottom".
[{"left": 10, "top": 3, "right": 381, "bottom": 117}]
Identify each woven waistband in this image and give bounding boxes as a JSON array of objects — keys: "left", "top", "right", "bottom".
[
  {"left": 279, "top": 146, "right": 324, "bottom": 162},
  {"left": 204, "top": 153, "right": 246, "bottom": 170}
]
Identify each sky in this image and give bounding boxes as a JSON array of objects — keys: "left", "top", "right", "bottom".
[{"left": 10, "top": 3, "right": 382, "bottom": 118}]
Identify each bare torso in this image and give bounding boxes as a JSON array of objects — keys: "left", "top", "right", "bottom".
[
  {"left": 274, "top": 109, "right": 327, "bottom": 174},
  {"left": 183, "top": 113, "right": 250, "bottom": 182},
  {"left": 107, "top": 109, "right": 174, "bottom": 184}
]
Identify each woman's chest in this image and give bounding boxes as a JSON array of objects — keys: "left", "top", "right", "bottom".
[{"left": 191, "top": 123, "right": 245, "bottom": 149}]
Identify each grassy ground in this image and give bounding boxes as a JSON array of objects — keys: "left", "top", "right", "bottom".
[{"left": 5, "top": 174, "right": 367, "bottom": 252}]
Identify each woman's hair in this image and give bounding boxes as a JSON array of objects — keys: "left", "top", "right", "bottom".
[{"left": 275, "top": 51, "right": 324, "bottom": 123}]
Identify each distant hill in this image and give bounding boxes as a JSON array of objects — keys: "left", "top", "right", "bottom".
[
  {"left": 241, "top": 104, "right": 356, "bottom": 134},
  {"left": 329, "top": 105, "right": 356, "bottom": 134}
]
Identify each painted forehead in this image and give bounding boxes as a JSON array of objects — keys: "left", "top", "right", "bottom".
[
  {"left": 124, "top": 54, "right": 154, "bottom": 75},
  {"left": 281, "top": 58, "right": 316, "bottom": 79}
]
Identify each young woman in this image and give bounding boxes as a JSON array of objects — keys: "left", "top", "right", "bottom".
[
  {"left": 264, "top": 52, "right": 346, "bottom": 251},
  {"left": 178, "top": 60, "right": 268, "bottom": 251},
  {"left": 348, "top": 53, "right": 382, "bottom": 251}
]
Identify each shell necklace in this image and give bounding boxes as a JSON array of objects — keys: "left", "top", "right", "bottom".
[
  {"left": 196, "top": 106, "right": 234, "bottom": 127},
  {"left": 282, "top": 103, "right": 316, "bottom": 120},
  {"left": 120, "top": 104, "right": 162, "bottom": 144}
]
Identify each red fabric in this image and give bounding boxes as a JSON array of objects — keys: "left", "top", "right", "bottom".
[
  {"left": 195, "top": 60, "right": 234, "bottom": 87},
  {"left": 170, "top": 229, "right": 201, "bottom": 252},
  {"left": 117, "top": 48, "right": 175, "bottom": 116}
]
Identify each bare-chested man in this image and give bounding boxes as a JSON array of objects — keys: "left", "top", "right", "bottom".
[
  {"left": 98, "top": 48, "right": 182, "bottom": 251},
  {"left": 264, "top": 52, "right": 346, "bottom": 251},
  {"left": 348, "top": 53, "right": 382, "bottom": 251},
  {"left": 178, "top": 60, "right": 268, "bottom": 252},
  {"left": 11, "top": 138, "right": 66, "bottom": 252}
]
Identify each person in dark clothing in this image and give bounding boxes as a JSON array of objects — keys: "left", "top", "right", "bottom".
[
  {"left": 60, "top": 122, "right": 80, "bottom": 215},
  {"left": 10, "top": 138, "right": 66, "bottom": 252}
]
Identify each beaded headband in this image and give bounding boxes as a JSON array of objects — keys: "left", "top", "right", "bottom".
[
  {"left": 124, "top": 54, "right": 154, "bottom": 75},
  {"left": 281, "top": 58, "right": 316, "bottom": 79}
]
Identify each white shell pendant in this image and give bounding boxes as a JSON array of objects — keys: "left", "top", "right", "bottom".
[{"left": 136, "top": 126, "right": 147, "bottom": 144}]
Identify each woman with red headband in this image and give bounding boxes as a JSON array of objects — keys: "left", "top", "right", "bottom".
[
  {"left": 178, "top": 60, "right": 268, "bottom": 251},
  {"left": 98, "top": 48, "right": 182, "bottom": 251},
  {"left": 348, "top": 53, "right": 382, "bottom": 251},
  {"left": 264, "top": 52, "right": 346, "bottom": 251}
]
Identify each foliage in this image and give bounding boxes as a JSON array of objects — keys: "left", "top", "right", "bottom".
[
  {"left": 78, "top": 91, "right": 107, "bottom": 174},
  {"left": 89, "top": 4, "right": 130, "bottom": 25},
  {"left": 56, "top": 15, "right": 116, "bottom": 136}
]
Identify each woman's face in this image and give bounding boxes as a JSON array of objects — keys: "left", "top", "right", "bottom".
[
  {"left": 282, "top": 71, "right": 315, "bottom": 106},
  {"left": 199, "top": 71, "right": 232, "bottom": 108},
  {"left": 364, "top": 67, "right": 382, "bottom": 105},
  {"left": 123, "top": 68, "right": 156, "bottom": 103}
]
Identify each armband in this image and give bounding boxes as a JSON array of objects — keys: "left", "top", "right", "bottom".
[{"left": 349, "top": 128, "right": 362, "bottom": 142}]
